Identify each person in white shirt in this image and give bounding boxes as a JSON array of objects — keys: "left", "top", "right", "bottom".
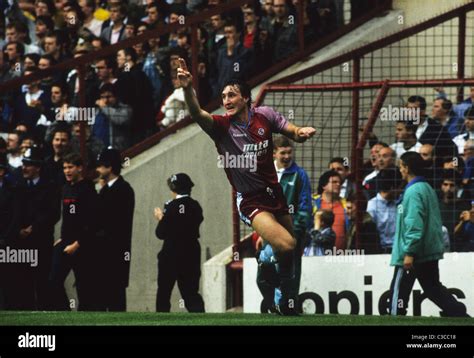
[
  {"left": 390, "top": 121, "right": 422, "bottom": 159},
  {"left": 453, "top": 107, "right": 474, "bottom": 155}
]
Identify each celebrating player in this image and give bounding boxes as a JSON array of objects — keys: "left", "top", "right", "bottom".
[{"left": 178, "top": 58, "right": 316, "bottom": 315}]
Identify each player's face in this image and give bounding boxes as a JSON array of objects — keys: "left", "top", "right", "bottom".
[
  {"left": 221, "top": 85, "right": 248, "bottom": 117},
  {"left": 274, "top": 146, "right": 293, "bottom": 168}
]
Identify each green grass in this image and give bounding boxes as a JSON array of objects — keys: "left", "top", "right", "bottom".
[{"left": 0, "top": 311, "right": 472, "bottom": 326}]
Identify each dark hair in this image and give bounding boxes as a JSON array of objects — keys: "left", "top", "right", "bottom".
[
  {"left": 51, "top": 81, "right": 69, "bottom": 97},
  {"left": 7, "top": 41, "right": 25, "bottom": 56},
  {"left": 63, "top": 152, "right": 83, "bottom": 166},
  {"left": 35, "top": 0, "right": 56, "bottom": 15},
  {"left": 329, "top": 157, "right": 349, "bottom": 170},
  {"left": 40, "top": 53, "right": 57, "bottom": 66},
  {"left": 317, "top": 170, "right": 342, "bottom": 195},
  {"left": 221, "top": 79, "right": 252, "bottom": 109},
  {"left": 95, "top": 56, "right": 116, "bottom": 71},
  {"left": 99, "top": 83, "right": 118, "bottom": 97},
  {"left": 376, "top": 168, "right": 403, "bottom": 192},
  {"left": 441, "top": 169, "right": 461, "bottom": 187},
  {"left": 319, "top": 210, "right": 335, "bottom": 227},
  {"left": 400, "top": 152, "right": 427, "bottom": 177},
  {"left": 407, "top": 95, "right": 427, "bottom": 110},
  {"left": 346, "top": 194, "right": 368, "bottom": 212},
  {"left": 396, "top": 120, "right": 418, "bottom": 134},
  {"left": 36, "top": 15, "right": 55, "bottom": 32},
  {"left": 464, "top": 106, "right": 474, "bottom": 118},
  {"left": 273, "top": 135, "right": 292, "bottom": 149},
  {"left": 439, "top": 98, "right": 453, "bottom": 112},
  {"left": 25, "top": 53, "right": 41, "bottom": 66},
  {"left": 371, "top": 141, "right": 389, "bottom": 149},
  {"left": 120, "top": 47, "right": 137, "bottom": 63},
  {"left": 51, "top": 123, "right": 72, "bottom": 141}
]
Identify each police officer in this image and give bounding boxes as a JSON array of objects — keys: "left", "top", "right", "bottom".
[
  {"left": 154, "top": 173, "right": 205, "bottom": 312},
  {"left": 10, "top": 146, "right": 61, "bottom": 310},
  {"left": 50, "top": 152, "right": 98, "bottom": 311},
  {"left": 96, "top": 148, "right": 135, "bottom": 311}
]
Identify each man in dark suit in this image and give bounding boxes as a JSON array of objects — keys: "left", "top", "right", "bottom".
[
  {"left": 96, "top": 148, "right": 135, "bottom": 311},
  {"left": 10, "top": 146, "right": 61, "bottom": 310},
  {"left": 408, "top": 95, "right": 458, "bottom": 159},
  {"left": 154, "top": 173, "right": 205, "bottom": 313}
]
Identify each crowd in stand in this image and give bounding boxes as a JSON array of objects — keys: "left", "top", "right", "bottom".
[
  {"left": 302, "top": 92, "right": 474, "bottom": 256},
  {"left": 0, "top": 0, "right": 357, "bottom": 158}
]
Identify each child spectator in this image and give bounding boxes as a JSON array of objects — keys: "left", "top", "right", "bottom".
[{"left": 304, "top": 210, "right": 335, "bottom": 256}]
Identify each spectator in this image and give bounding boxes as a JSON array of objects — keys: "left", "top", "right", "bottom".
[
  {"left": 6, "top": 21, "right": 42, "bottom": 55},
  {"left": 93, "top": 83, "right": 132, "bottom": 151},
  {"left": 367, "top": 168, "right": 402, "bottom": 254},
  {"left": 438, "top": 169, "right": 470, "bottom": 249},
  {"left": 362, "top": 142, "right": 387, "bottom": 185},
  {"left": 44, "top": 124, "right": 72, "bottom": 187},
  {"left": 115, "top": 47, "right": 155, "bottom": 143},
  {"left": 313, "top": 170, "right": 347, "bottom": 250},
  {"left": 95, "top": 148, "right": 135, "bottom": 311},
  {"left": 419, "top": 143, "right": 434, "bottom": 162},
  {"left": 3, "top": 41, "right": 25, "bottom": 81},
  {"left": 364, "top": 145, "right": 395, "bottom": 199},
  {"left": 431, "top": 98, "right": 463, "bottom": 139},
  {"left": 454, "top": 204, "right": 474, "bottom": 252},
  {"left": 270, "top": 0, "right": 297, "bottom": 63},
  {"left": 34, "top": 16, "right": 55, "bottom": 49},
  {"left": 13, "top": 67, "right": 52, "bottom": 132},
  {"left": 390, "top": 121, "right": 422, "bottom": 159},
  {"left": 453, "top": 107, "right": 474, "bottom": 155},
  {"left": 215, "top": 20, "right": 252, "bottom": 96},
  {"left": 408, "top": 95, "right": 457, "bottom": 159},
  {"left": 345, "top": 195, "right": 379, "bottom": 253},
  {"left": 154, "top": 173, "right": 205, "bottom": 313},
  {"left": 157, "top": 72, "right": 188, "bottom": 129},
  {"left": 329, "top": 157, "right": 356, "bottom": 199},
  {"left": 304, "top": 210, "right": 335, "bottom": 256},
  {"left": 70, "top": 123, "right": 104, "bottom": 168},
  {"left": 94, "top": 56, "right": 117, "bottom": 89},
  {"left": 43, "top": 31, "right": 67, "bottom": 62},
  {"left": 6, "top": 131, "right": 23, "bottom": 168},
  {"left": 79, "top": 0, "right": 104, "bottom": 37},
  {"left": 451, "top": 86, "right": 473, "bottom": 133},
  {"left": 100, "top": 3, "right": 127, "bottom": 44}
]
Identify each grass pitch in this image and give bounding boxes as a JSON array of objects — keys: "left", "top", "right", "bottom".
[{"left": 0, "top": 311, "right": 472, "bottom": 326}]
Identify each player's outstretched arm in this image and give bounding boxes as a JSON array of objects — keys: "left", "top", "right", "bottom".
[
  {"left": 282, "top": 122, "right": 316, "bottom": 143},
  {"left": 177, "top": 58, "right": 214, "bottom": 136}
]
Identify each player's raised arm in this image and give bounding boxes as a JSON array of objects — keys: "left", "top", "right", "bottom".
[
  {"left": 177, "top": 58, "right": 214, "bottom": 136},
  {"left": 282, "top": 122, "right": 316, "bottom": 143}
]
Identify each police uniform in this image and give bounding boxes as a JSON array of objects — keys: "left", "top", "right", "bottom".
[
  {"left": 96, "top": 148, "right": 135, "bottom": 311},
  {"left": 8, "top": 147, "right": 61, "bottom": 310},
  {"left": 155, "top": 174, "right": 205, "bottom": 312}
]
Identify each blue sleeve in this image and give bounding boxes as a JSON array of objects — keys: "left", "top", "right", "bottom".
[{"left": 293, "top": 168, "right": 313, "bottom": 236}]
